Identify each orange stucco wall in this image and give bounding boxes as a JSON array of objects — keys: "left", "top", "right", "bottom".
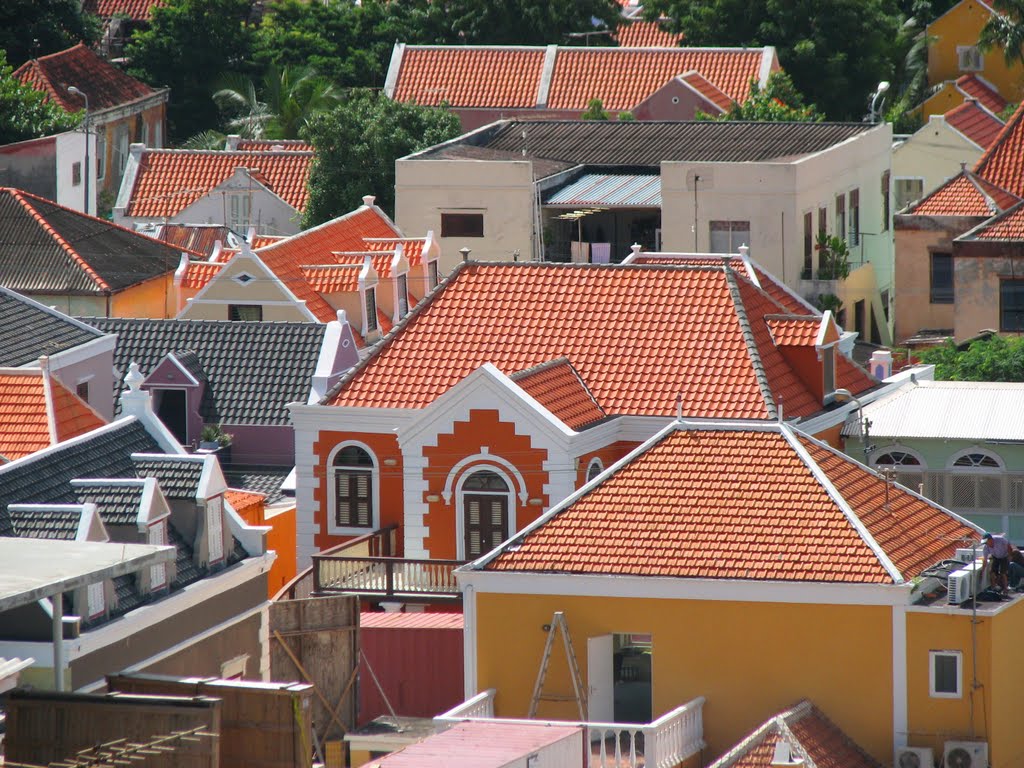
[
  {"left": 97, "top": 102, "right": 166, "bottom": 198},
  {"left": 235, "top": 498, "right": 297, "bottom": 598},
  {"left": 421, "top": 409, "right": 548, "bottom": 559},
  {"left": 111, "top": 273, "right": 176, "bottom": 318},
  {"left": 313, "top": 431, "right": 404, "bottom": 553},
  {"left": 574, "top": 441, "right": 638, "bottom": 488}
]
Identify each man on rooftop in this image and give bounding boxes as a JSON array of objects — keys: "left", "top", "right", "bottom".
[{"left": 982, "top": 531, "right": 1013, "bottom": 595}]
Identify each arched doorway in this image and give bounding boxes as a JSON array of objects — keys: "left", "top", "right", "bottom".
[{"left": 462, "top": 469, "right": 511, "bottom": 559}]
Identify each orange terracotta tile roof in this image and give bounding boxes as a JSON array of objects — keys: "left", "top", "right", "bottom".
[
  {"left": 945, "top": 99, "right": 1004, "bottom": 149},
  {"left": 956, "top": 73, "right": 1007, "bottom": 115},
  {"left": 616, "top": 20, "right": 684, "bottom": 48},
  {"left": 973, "top": 101, "right": 1024, "bottom": 196},
  {"left": 393, "top": 47, "right": 547, "bottom": 108},
  {"left": 905, "top": 169, "right": 1020, "bottom": 216},
  {"left": 710, "top": 700, "right": 883, "bottom": 768},
  {"left": 82, "top": 0, "right": 162, "bottom": 20},
  {"left": 253, "top": 206, "right": 401, "bottom": 322},
  {"left": 300, "top": 264, "right": 363, "bottom": 293},
  {"left": 13, "top": 43, "right": 156, "bottom": 113},
  {"left": 333, "top": 252, "right": 397, "bottom": 278},
  {"left": 157, "top": 224, "right": 232, "bottom": 258},
  {"left": 510, "top": 357, "right": 607, "bottom": 430},
  {"left": 0, "top": 370, "right": 105, "bottom": 462},
  {"left": 365, "top": 237, "right": 428, "bottom": 267},
  {"left": 181, "top": 260, "right": 225, "bottom": 290},
  {"left": 124, "top": 148, "right": 313, "bottom": 218},
  {"left": 547, "top": 47, "right": 768, "bottom": 110},
  {"left": 958, "top": 200, "right": 1024, "bottom": 240},
  {"left": 766, "top": 316, "right": 821, "bottom": 347},
  {"left": 250, "top": 235, "right": 286, "bottom": 249},
  {"left": 482, "top": 422, "right": 978, "bottom": 582},
  {"left": 679, "top": 70, "right": 733, "bottom": 112},
  {"left": 327, "top": 263, "right": 876, "bottom": 418},
  {"left": 234, "top": 139, "right": 313, "bottom": 152},
  {"left": 225, "top": 488, "right": 265, "bottom": 518}
]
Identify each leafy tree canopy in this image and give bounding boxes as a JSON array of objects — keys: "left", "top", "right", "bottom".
[
  {"left": 126, "top": 0, "right": 255, "bottom": 142},
  {"left": 0, "top": 0, "right": 101, "bottom": 68},
  {"left": 0, "top": 49, "right": 81, "bottom": 145},
  {"left": 643, "top": 0, "right": 904, "bottom": 119},
  {"left": 918, "top": 335, "right": 1024, "bottom": 381},
  {"left": 980, "top": 0, "right": 1024, "bottom": 67},
  {"left": 581, "top": 98, "right": 610, "bottom": 120},
  {"left": 698, "top": 72, "right": 823, "bottom": 122},
  {"left": 302, "top": 91, "right": 461, "bottom": 227}
]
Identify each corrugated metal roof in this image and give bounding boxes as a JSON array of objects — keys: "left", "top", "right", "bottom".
[
  {"left": 842, "top": 380, "right": 1024, "bottom": 440},
  {"left": 360, "top": 611, "right": 463, "bottom": 630},
  {"left": 544, "top": 173, "right": 661, "bottom": 207}
]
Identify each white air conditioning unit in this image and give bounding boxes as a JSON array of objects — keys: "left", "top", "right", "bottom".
[
  {"left": 895, "top": 746, "right": 934, "bottom": 768},
  {"left": 944, "top": 740, "right": 987, "bottom": 768},
  {"left": 955, "top": 548, "right": 980, "bottom": 564},
  {"left": 948, "top": 561, "right": 985, "bottom": 604}
]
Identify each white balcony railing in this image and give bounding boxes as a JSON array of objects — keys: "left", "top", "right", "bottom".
[{"left": 434, "top": 691, "right": 706, "bottom": 768}]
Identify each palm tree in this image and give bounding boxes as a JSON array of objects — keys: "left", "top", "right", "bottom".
[
  {"left": 213, "top": 64, "right": 342, "bottom": 140},
  {"left": 980, "top": 0, "right": 1024, "bottom": 67}
]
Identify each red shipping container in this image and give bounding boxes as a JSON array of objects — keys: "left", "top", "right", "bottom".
[{"left": 358, "top": 612, "right": 464, "bottom": 723}]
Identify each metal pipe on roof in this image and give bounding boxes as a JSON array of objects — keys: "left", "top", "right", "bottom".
[{"left": 52, "top": 592, "right": 65, "bottom": 692}]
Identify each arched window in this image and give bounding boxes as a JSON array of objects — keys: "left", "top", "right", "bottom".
[
  {"left": 461, "top": 469, "right": 511, "bottom": 559},
  {"left": 953, "top": 452, "right": 1001, "bottom": 469},
  {"left": 332, "top": 445, "right": 375, "bottom": 529},
  {"left": 873, "top": 451, "right": 922, "bottom": 467},
  {"left": 586, "top": 458, "right": 604, "bottom": 483},
  {"left": 872, "top": 450, "right": 926, "bottom": 496},
  {"left": 948, "top": 449, "right": 1004, "bottom": 511}
]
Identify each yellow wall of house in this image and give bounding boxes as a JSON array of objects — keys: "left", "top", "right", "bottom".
[
  {"left": 111, "top": 274, "right": 176, "bottom": 318},
  {"left": 474, "top": 592, "right": 894, "bottom": 765},
  {"left": 927, "top": 1, "right": 1024, "bottom": 104}
]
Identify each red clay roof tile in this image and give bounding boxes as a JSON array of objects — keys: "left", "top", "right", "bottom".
[
  {"left": 14, "top": 43, "right": 155, "bottom": 113},
  {"left": 300, "top": 264, "right": 363, "bottom": 294},
  {"left": 365, "top": 237, "right": 428, "bottom": 267},
  {"left": 328, "top": 263, "right": 875, "bottom": 418},
  {"left": 484, "top": 424, "right": 976, "bottom": 582},
  {"left": 616, "top": 20, "right": 684, "bottom": 48},
  {"left": 510, "top": 357, "right": 607, "bottom": 430},
  {"left": 181, "top": 261, "right": 224, "bottom": 290},
  {"left": 905, "top": 170, "right": 1020, "bottom": 216},
  {"left": 957, "top": 200, "right": 1024, "bottom": 240},
  {"left": 956, "top": 73, "right": 1007, "bottom": 115},
  {"left": 82, "top": 0, "right": 161, "bottom": 20},
  {"left": 225, "top": 488, "right": 265, "bottom": 517},
  {"left": 973, "top": 101, "right": 1024, "bottom": 196},
  {"left": 945, "top": 99, "right": 1004, "bottom": 149},
  {"left": 766, "top": 316, "right": 821, "bottom": 347},
  {"left": 0, "top": 370, "right": 105, "bottom": 461},
  {"left": 679, "top": 70, "right": 734, "bottom": 111},
  {"left": 394, "top": 47, "right": 546, "bottom": 108},
  {"left": 124, "top": 148, "right": 313, "bottom": 218},
  {"left": 234, "top": 139, "right": 313, "bottom": 152}
]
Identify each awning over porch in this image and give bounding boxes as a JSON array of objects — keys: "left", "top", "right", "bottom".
[{"left": 544, "top": 173, "right": 661, "bottom": 208}]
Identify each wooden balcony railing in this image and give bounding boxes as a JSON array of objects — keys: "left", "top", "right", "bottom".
[{"left": 273, "top": 526, "right": 399, "bottom": 602}]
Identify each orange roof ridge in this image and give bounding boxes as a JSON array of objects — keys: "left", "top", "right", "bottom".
[{"left": 723, "top": 268, "right": 778, "bottom": 419}]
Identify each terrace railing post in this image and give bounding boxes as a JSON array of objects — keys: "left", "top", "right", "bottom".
[
  {"left": 312, "top": 555, "right": 322, "bottom": 593},
  {"left": 385, "top": 560, "right": 395, "bottom": 597}
]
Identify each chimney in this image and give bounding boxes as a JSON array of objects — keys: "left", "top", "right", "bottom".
[
  {"left": 362, "top": 195, "right": 376, "bottom": 207},
  {"left": 226, "top": 134, "right": 241, "bottom": 150},
  {"left": 869, "top": 349, "right": 893, "bottom": 380}
]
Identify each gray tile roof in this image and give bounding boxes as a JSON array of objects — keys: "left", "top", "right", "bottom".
[
  {"left": 223, "top": 465, "right": 290, "bottom": 504},
  {"left": 0, "top": 419, "right": 160, "bottom": 537},
  {"left": 426, "top": 120, "right": 875, "bottom": 167},
  {"left": 8, "top": 506, "right": 81, "bottom": 540},
  {"left": 0, "top": 287, "right": 104, "bottom": 367},
  {"left": 79, "top": 318, "right": 326, "bottom": 426},
  {"left": 73, "top": 482, "right": 145, "bottom": 526},
  {"left": 169, "top": 350, "right": 208, "bottom": 384},
  {"left": 0, "top": 189, "right": 188, "bottom": 294},
  {"left": 132, "top": 456, "right": 204, "bottom": 500}
]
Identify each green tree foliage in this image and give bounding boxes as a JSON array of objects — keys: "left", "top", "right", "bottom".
[
  {"left": 919, "top": 336, "right": 1024, "bottom": 381},
  {"left": 0, "top": 50, "right": 81, "bottom": 145},
  {"left": 214, "top": 64, "right": 341, "bottom": 140},
  {"left": 0, "top": 0, "right": 101, "bottom": 68},
  {"left": 643, "top": 0, "right": 903, "bottom": 119},
  {"left": 302, "top": 91, "right": 462, "bottom": 226},
  {"left": 126, "top": 0, "right": 255, "bottom": 142},
  {"left": 581, "top": 98, "right": 610, "bottom": 120},
  {"left": 980, "top": 0, "right": 1024, "bottom": 67},
  {"left": 698, "top": 72, "right": 823, "bottom": 122}
]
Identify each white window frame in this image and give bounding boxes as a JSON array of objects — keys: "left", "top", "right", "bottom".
[
  {"left": 327, "top": 441, "right": 380, "bottom": 536},
  {"left": 229, "top": 194, "right": 252, "bottom": 230},
  {"left": 364, "top": 286, "right": 378, "bottom": 333},
  {"left": 86, "top": 581, "right": 105, "bottom": 618},
  {"left": 947, "top": 448, "right": 1004, "bottom": 471},
  {"left": 708, "top": 220, "right": 750, "bottom": 253},
  {"left": 396, "top": 273, "right": 409, "bottom": 320},
  {"left": 586, "top": 457, "right": 604, "bottom": 484},
  {"left": 957, "top": 45, "right": 983, "bottom": 72},
  {"left": 206, "top": 495, "right": 224, "bottom": 563},
  {"left": 454, "top": 464, "right": 517, "bottom": 560},
  {"left": 870, "top": 447, "right": 927, "bottom": 469},
  {"left": 428, "top": 261, "right": 440, "bottom": 290},
  {"left": 148, "top": 521, "right": 167, "bottom": 590},
  {"left": 929, "top": 650, "right": 962, "bottom": 698}
]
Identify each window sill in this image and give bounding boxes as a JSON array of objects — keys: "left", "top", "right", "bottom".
[{"left": 328, "top": 524, "right": 378, "bottom": 537}]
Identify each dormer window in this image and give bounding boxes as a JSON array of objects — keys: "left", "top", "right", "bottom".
[
  {"left": 821, "top": 344, "right": 835, "bottom": 397},
  {"left": 397, "top": 274, "right": 409, "bottom": 320},
  {"left": 428, "top": 261, "right": 439, "bottom": 290},
  {"left": 365, "top": 287, "right": 378, "bottom": 332}
]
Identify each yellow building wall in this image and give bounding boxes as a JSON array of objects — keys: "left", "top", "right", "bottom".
[
  {"left": 111, "top": 274, "right": 176, "bottom": 318},
  {"left": 474, "top": 592, "right": 894, "bottom": 765},
  {"left": 927, "top": 1, "right": 1024, "bottom": 108}
]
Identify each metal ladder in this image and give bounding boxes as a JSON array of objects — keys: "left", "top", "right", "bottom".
[{"left": 528, "top": 611, "right": 587, "bottom": 720}]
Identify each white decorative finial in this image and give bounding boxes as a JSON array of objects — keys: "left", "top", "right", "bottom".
[
  {"left": 738, "top": 244, "right": 749, "bottom": 258},
  {"left": 125, "top": 362, "right": 144, "bottom": 392},
  {"left": 630, "top": 243, "right": 642, "bottom": 256},
  {"left": 337, "top": 309, "right": 348, "bottom": 324},
  {"left": 362, "top": 195, "right": 376, "bottom": 207}
]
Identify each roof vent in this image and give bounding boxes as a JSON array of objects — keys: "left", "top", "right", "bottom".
[
  {"left": 362, "top": 195, "right": 376, "bottom": 207},
  {"left": 460, "top": 247, "right": 472, "bottom": 263}
]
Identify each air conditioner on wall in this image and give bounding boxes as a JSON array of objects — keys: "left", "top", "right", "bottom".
[
  {"left": 948, "top": 561, "right": 985, "bottom": 604},
  {"left": 895, "top": 746, "right": 934, "bottom": 768},
  {"left": 955, "top": 548, "right": 981, "bottom": 564},
  {"left": 943, "top": 741, "right": 988, "bottom": 768}
]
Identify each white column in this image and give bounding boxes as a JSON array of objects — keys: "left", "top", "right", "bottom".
[{"left": 52, "top": 592, "right": 65, "bottom": 692}]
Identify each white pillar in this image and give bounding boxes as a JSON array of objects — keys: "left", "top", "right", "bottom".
[{"left": 52, "top": 592, "right": 65, "bottom": 692}]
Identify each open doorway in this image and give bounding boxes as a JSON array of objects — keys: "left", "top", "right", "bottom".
[
  {"left": 588, "top": 632, "right": 652, "bottom": 724},
  {"left": 153, "top": 388, "right": 188, "bottom": 444}
]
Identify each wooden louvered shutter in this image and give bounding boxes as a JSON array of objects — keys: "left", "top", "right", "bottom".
[
  {"left": 464, "top": 494, "right": 508, "bottom": 558},
  {"left": 336, "top": 469, "right": 373, "bottom": 527}
]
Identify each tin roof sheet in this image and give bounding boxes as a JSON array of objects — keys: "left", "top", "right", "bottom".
[
  {"left": 841, "top": 379, "right": 1024, "bottom": 440},
  {"left": 544, "top": 173, "right": 661, "bottom": 207}
]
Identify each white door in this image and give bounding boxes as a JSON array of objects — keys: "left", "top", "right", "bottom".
[{"left": 587, "top": 634, "right": 615, "bottom": 722}]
